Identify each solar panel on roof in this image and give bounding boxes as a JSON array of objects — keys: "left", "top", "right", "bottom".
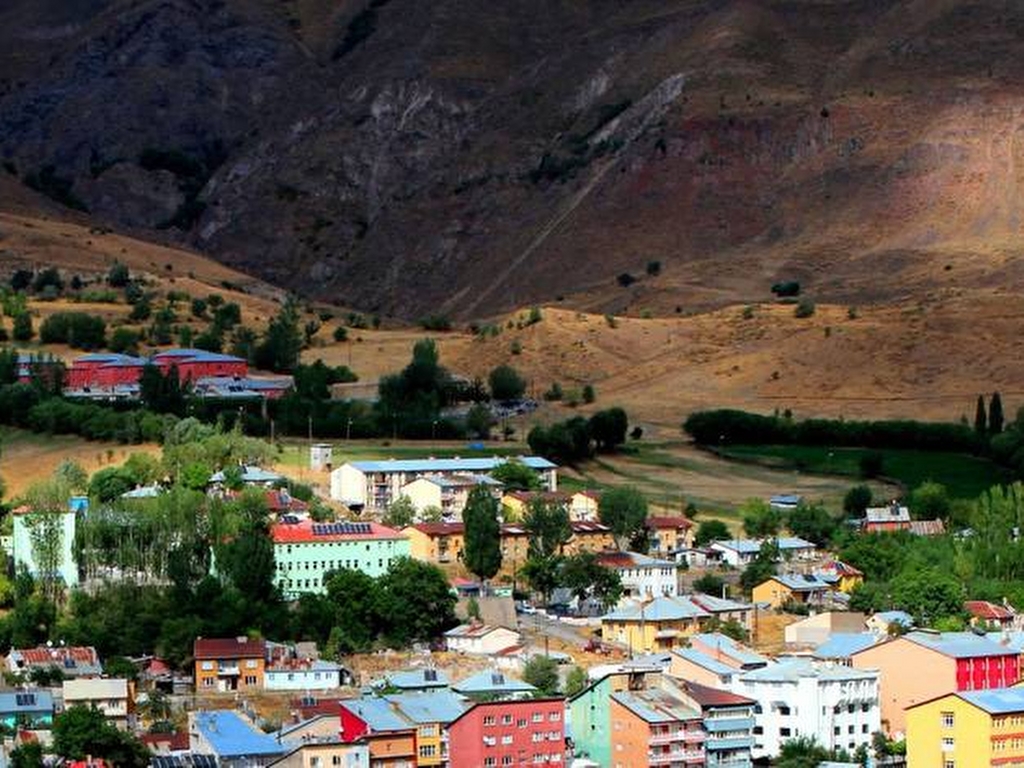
[{"left": 312, "top": 522, "right": 371, "bottom": 536}]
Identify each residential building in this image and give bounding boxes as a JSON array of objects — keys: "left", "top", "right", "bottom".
[
  {"left": 670, "top": 648, "right": 745, "bottom": 688},
  {"left": 0, "top": 690, "right": 53, "bottom": 731},
  {"left": 375, "top": 668, "right": 449, "bottom": 693},
  {"left": 570, "top": 668, "right": 661, "bottom": 767},
  {"left": 689, "top": 633, "right": 768, "bottom": 670},
  {"left": 444, "top": 624, "right": 521, "bottom": 656},
  {"left": 569, "top": 490, "right": 602, "bottom": 521},
  {"left": 851, "top": 630, "right": 1021, "bottom": 736},
  {"left": 452, "top": 669, "right": 537, "bottom": 700},
  {"left": 339, "top": 698, "right": 418, "bottom": 768},
  {"left": 330, "top": 457, "right": 557, "bottom": 510},
  {"left": 609, "top": 688, "right": 705, "bottom": 767},
  {"left": 400, "top": 474, "right": 502, "bottom": 520},
  {"left": 965, "top": 600, "right": 1018, "bottom": 630},
  {"left": 602, "top": 596, "right": 709, "bottom": 653},
  {"left": 62, "top": 678, "right": 133, "bottom": 730},
  {"left": 268, "top": 741, "right": 370, "bottom": 768},
  {"left": 813, "top": 633, "right": 883, "bottom": 664},
  {"left": 730, "top": 658, "right": 880, "bottom": 759},
  {"left": 596, "top": 551, "right": 678, "bottom": 601},
  {"left": 769, "top": 495, "right": 802, "bottom": 511},
  {"left": 865, "top": 610, "right": 914, "bottom": 635},
  {"left": 564, "top": 521, "right": 615, "bottom": 555},
  {"left": 710, "top": 537, "right": 818, "bottom": 567},
  {"left": 690, "top": 593, "right": 755, "bottom": 632},
  {"left": 265, "top": 658, "right": 342, "bottom": 691},
  {"left": 752, "top": 573, "right": 834, "bottom": 609},
  {"left": 906, "top": 687, "right": 1024, "bottom": 768},
  {"left": 403, "top": 523, "right": 465, "bottom": 566},
  {"left": 446, "top": 698, "right": 565, "bottom": 768},
  {"left": 274, "top": 714, "right": 342, "bottom": 744},
  {"left": 646, "top": 516, "right": 695, "bottom": 557},
  {"left": 193, "top": 637, "right": 267, "bottom": 692},
  {"left": 189, "top": 711, "right": 285, "bottom": 767},
  {"left": 383, "top": 691, "right": 469, "bottom": 767},
  {"left": 501, "top": 490, "right": 601, "bottom": 522},
  {"left": 817, "top": 560, "right": 864, "bottom": 593},
  {"left": 863, "top": 502, "right": 911, "bottom": 533},
  {"left": 271, "top": 520, "right": 409, "bottom": 598},
  {"left": 209, "top": 465, "right": 283, "bottom": 488},
  {"left": 784, "top": 612, "right": 867, "bottom": 646},
  {"left": 676, "top": 680, "right": 756, "bottom": 768},
  {"left": 12, "top": 507, "right": 78, "bottom": 587},
  {"left": 7, "top": 646, "right": 102, "bottom": 679}
]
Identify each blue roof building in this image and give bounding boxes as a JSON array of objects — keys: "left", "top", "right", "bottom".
[
  {"left": 452, "top": 670, "right": 537, "bottom": 700},
  {"left": 376, "top": 668, "right": 449, "bottom": 691},
  {"left": 190, "top": 711, "right": 285, "bottom": 765},
  {"left": 813, "top": 632, "right": 882, "bottom": 660},
  {"left": 381, "top": 691, "right": 469, "bottom": 724},
  {"left": 0, "top": 690, "right": 53, "bottom": 729}
]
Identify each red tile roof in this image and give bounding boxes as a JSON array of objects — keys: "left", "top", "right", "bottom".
[
  {"left": 411, "top": 522, "right": 465, "bottom": 536},
  {"left": 193, "top": 637, "right": 267, "bottom": 660},
  {"left": 965, "top": 601, "right": 1015, "bottom": 621},
  {"left": 270, "top": 520, "right": 403, "bottom": 543},
  {"left": 682, "top": 680, "right": 756, "bottom": 708},
  {"left": 293, "top": 696, "right": 351, "bottom": 719},
  {"left": 571, "top": 521, "right": 611, "bottom": 534},
  {"left": 647, "top": 516, "right": 694, "bottom": 530},
  {"left": 15, "top": 646, "right": 99, "bottom": 667},
  {"left": 141, "top": 731, "right": 190, "bottom": 752}
]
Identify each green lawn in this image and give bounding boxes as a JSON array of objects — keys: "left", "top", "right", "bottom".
[
  {"left": 276, "top": 441, "right": 528, "bottom": 468},
  {"left": 717, "top": 444, "right": 1011, "bottom": 499}
]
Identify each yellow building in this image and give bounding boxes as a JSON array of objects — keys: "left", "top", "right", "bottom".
[
  {"left": 819, "top": 559, "right": 865, "bottom": 593},
  {"left": 501, "top": 490, "right": 601, "bottom": 522},
  {"left": 403, "top": 523, "right": 466, "bottom": 566},
  {"left": 751, "top": 574, "right": 832, "bottom": 609},
  {"left": 906, "top": 688, "right": 1024, "bottom": 768},
  {"left": 563, "top": 521, "right": 615, "bottom": 555},
  {"left": 601, "top": 596, "right": 710, "bottom": 654},
  {"left": 647, "top": 516, "right": 695, "bottom": 556}
]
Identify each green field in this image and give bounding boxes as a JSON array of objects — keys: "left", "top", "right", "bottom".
[
  {"left": 717, "top": 444, "right": 1011, "bottom": 499},
  {"left": 276, "top": 440, "right": 528, "bottom": 468}
]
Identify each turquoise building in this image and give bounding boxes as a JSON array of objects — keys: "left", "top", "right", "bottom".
[
  {"left": 271, "top": 520, "right": 410, "bottom": 598},
  {"left": 570, "top": 668, "right": 659, "bottom": 766}
]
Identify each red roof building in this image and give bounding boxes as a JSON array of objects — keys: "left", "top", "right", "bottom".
[
  {"left": 270, "top": 520, "right": 403, "bottom": 544},
  {"left": 647, "top": 516, "right": 696, "bottom": 556},
  {"left": 447, "top": 698, "right": 566, "bottom": 768},
  {"left": 965, "top": 600, "right": 1017, "bottom": 629},
  {"left": 7, "top": 646, "right": 102, "bottom": 678},
  {"left": 193, "top": 637, "right": 268, "bottom": 693}
]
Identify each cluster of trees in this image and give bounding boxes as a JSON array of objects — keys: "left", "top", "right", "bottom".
[
  {"left": 39, "top": 312, "right": 107, "bottom": 350},
  {"left": 684, "top": 409, "right": 981, "bottom": 453},
  {"left": 9, "top": 705, "right": 150, "bottom": 768},
  {"left": 527, "top": 407, "right": 629, "bottom": 464}
]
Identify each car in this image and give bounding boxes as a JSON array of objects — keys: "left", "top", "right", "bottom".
[{"left": 516, "top": 602, "right": 538, "bottom": 615}]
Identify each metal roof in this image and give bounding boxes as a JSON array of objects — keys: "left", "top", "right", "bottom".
[
  {"left": 814, "top": 633, "right": 882, "bottom": 659},
  {"left": 380, "top": 668, "right": 449, "bottom": 689},
  {"left": 769, "top": 573, "right": 833, "bottom": 591},
  {"left": 690, "top": 633, "right": 767, "bottom": 666},
  {"left": 345, "top": 457, "right": 556, "bottom": 473},
  {"left": 603, "top": 596, "right": 710, "bottom": 622},
  {"left": 208, "top": 465, "right": 282, "bottom": 484},
  {"left": 453, "top": 669, "right": 538, "bottom": 695},
  {"left": 610, "top": 690, "right": 701, "bottom": 724},
  {"left": 192, "top": 711, "right": 285, "bottom": 758},
  {"left": 382, "top": 691, "right": 470, "bottom": 724},
  {"left": 740, "top": 658, "right": 879, "bottom": 683},
  {"left": 713, "top": 537, "right": 816, "bottom": 554},
  {"left": 903, "top": 631, "right": 1019, "bottom": 659},
  {"left": 340, "top": 697, "right": 414, "bottom": 732},
  {"left": 671, "top": 648, "right": 738, "bottom": 677},
  {"left": 957, "top": 688, "right": 1024, "bottom": 715}
]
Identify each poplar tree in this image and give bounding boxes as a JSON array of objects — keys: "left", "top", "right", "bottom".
[
  {"left": 462, "top": 486, "right": 502, "bottom": 584},
  {"left": 975, "top": 395, "right": 988, "bottom": 437},
  {"left": 990, "top": 392, "right": 1005, "bottom": 435}
]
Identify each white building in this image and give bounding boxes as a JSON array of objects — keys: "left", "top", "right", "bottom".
[
  {"left": 264, "top": 659, "right": 342, "bottom": 691},
  {"left": 62, "top": 678, "right": 132, "bottom": 730},
  {"left": 329, "top": 457, "right": 557, "bottom": 510},
  {"left": 444, "top": 624, "right": 522, "bottom": 656},
  {"left": 596, "top": 551, "right": 678, "bottom": 601},
  {"left": 310, "top": 443, "right": 334, "bottom": 472},
  {"left": 729, "top": 658, "right": 880, "bottom": 759},
  {"left": 399, "top": 473, "right": 502, "bottom": 520},
  {"left": 12, "top": 509, "right": 78, "bottom": 587},
  {"left": 710, "top": 537, "right": 818, "bottom": 567}
]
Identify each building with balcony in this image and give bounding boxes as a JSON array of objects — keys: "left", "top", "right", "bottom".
[
  {"left": 675, "top": 681, "right": 756, "bottom": 768},
  {"left": 400, "top": 474, "right": 502, "bottom": 520},
  {"left": 193, "top": 637, "right": 267, "bottom": 693},
  {"left": 62, "top": 678, "right": 133, "bottom": 730},
  {"left": 447, "top": 698, "right": 565, "bottom": 768},
  {"left": 647, "top": 517, "right": 695, "bottom": 558},
  {"left": 596, "top": 551, "right": 679, "bottom": 602},
  {"left": 602, "top": 597, "right": 755, "bottom": 654},
  {"left": 271, "top": 520, "right": 409, "bottom": 598},
  {"left": 330, "top": 457, "right": 557, "bottom": 511},
  {"left": 339, "top": 697, "right": 418, "bottom": 768},
  {"left": 0, "top": 690, "right": 53, "bottom": 731},
  {"left": 610, "top": 688, "right": 705, "bottom": 767}
]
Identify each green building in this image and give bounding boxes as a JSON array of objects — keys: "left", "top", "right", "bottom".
[
  {"left": 271, "top": 519, "right": 409, "bottom": 598},
  {"left": 570, "top": 667, "right": 660, "bottom": 766}
]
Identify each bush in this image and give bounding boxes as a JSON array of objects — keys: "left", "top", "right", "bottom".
[
  {"left": 39, "top": 312, "right": 106, "bottom": 350},
  {"left": 616, "top": 273, "right": 636, "bottom": 287},
  {"left": 32, "top": 268, "right": 64, "bottom": 295},
  {"left": 859, "top": 451, "right": 884, "bottom": 479},
  {"left": 107, "top": 262, "right": 130, "bottom": 287},
  {"left": 526, "top": 306, "right": 543, "bottom": 326},
  {"left": 419, "top": 314, "right": 452, "bottom": 332},
  {"left": 771, "top": 281, "right": 801, "bottom": 297},
  {"left": 543, "top": 382, "right": 563, "bottom": 401},
  {"left": 646, "top": 260, "right": 662, "bottom": 276},
  {"left": 12, "top": 312, "right": 32, "bottom": 341},
  {"left": 108, "top": 328, "right": 141, "bottom": 355},
  {"left": 333, "top": 326, "right": 348, "bottom": 342},
  {"left": 489, "top": 365, "right": 526, "bottom": 402},
  {"left": 582, "top": 384, "right": 595, "bottom": 404},
  {"left": 794, "top": 299, "right": 816, "bottom": 318},
  {"left": 190, "top": 298, "right": 207, "bottom": 319}
]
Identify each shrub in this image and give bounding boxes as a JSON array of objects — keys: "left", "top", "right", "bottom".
[
  {"left": 108, "top": 328, "right": 141, "bottom": 355},
  {"left": 543, "top": 382, "right": 563, "bottom": 401},
  {"left": 582, "top": 384, "right": 595, "bottom": 404},
  {"left": 489, "top": 365, "right": 526, "bottom": 402},
  {"left": 605, "top": 314, "right": 618, "bottom": 329},
  {"left": 741, "top": 305, "right": 755, "bottom": 320},
  {"left": 39, "top": 312, "right": 106, "bottom": 350},
  {"left": 794, "top": 299, "right": 816, "bottom": 318},
  {"left": 12, "top": 312, "right": 32, "bottom": 341},
  {"left": 419, "top": 314, "right": 452, "bottom": 331},
  {"left": 526, "top": 306, "right": 543, "bottom": 325},
  {"left": 771, "top": 280, "right": 801, "bottom": 297},
  {"left": 107, "top": 262, "right": 130, "bottom": 287},
  {"left": 32, "top": 268, "right": 64, "bottom": 294},
  {"left": 646, "top": 260, "right": 662, "bottom": 276},
  {"left": 10, "top": 270, "right": 33, "bottom": 292},
  {"left": 333, "top": 326, "right": 348, "bottom": 342},
  {"left": 616, "top": 273, "right": 636, "bottom": 287},
  {"left": 510, "top": 340, "right": 522, "bottom": 355},
  {"left": 190, "top": 298, "right": 207, "bottom": 319}
]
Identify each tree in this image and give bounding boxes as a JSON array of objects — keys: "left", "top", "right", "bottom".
[
  {"left": 741, "top": 499, "right": 782, "bottom": 538},
  {"left": 598, "top": 486, "right": 648, "bottom": 550},
  {"left": 255, "top": 300, "right": 303, "bottom": 373},
  {"left": 465, "top": 403, "right": 493, "bottom": 439},
  {"left": 560, "top": 553, "right": 622, "bottom": 608},
  {"left": 139, "top": 364, "right": 187, "bottom": 416},
  {"left": 522, "top": 655, "right": 560, "bottom": 696},
  {"left": 107, "top": 262, "right": 130, "bottom": 287},
  {"left": 588, "top": 408, "right": 628, "bottom": 452},
  {"left": 324, "top": 569, "right": 381, "bottom": 653},
  {"left": 520, "top": 556, "right": 562, "bottom": 606},
  {"left": 692, "top": 573, "right": 725, "bottom": 597},
  {"left": 463, "top": 487, "right": 502, "bottom": 583},
  {"left": 843, "top": 485, "right": 873, "bottom": 518},
  {"left": 990, "top": 392, "right": 1005, "bottom": 435},
  {"left": 787, "top": 503, "right": 838, "bottom": 547},
  {"left": 859, "top": 450, "right": 884, "bottom": 479},
  {"left": 12, "top": 312, "right": 32, "bottom": 341},
  {"left": 54, "top": 705, "right": 150, "bottom": 767},
  {"left": 490, "top": 460, "right": 541, "bottom": 491},
  {"left": 909, "top": 480, "right": 951, "bottom": 520},
  {"left": 376, "top": 558, "right": 457, "bottom": 647},
  {"left": 775, "top": 735, "right": 829, "bottom": 768},
  {"left": 88, "top": 467, "right": 135, "bottom": 501},
  {"left": 890, "top": 567, "right": 963, "bottom": 625},
  {"left": 489, "top": 364, "right": 526, "bottom": 401},
  {"left": 9, "top": 742, "right": 43, "bottom": 768},
  {"left": 524, "top": 498, "right": 572, "bottom": 559},
  {"left": 383, "top": 496, "right": 416, "bottom": 529},
  {"left": 564, "top": 666, "right": 588, "bottom": 697},
  {"left": 975, "top": 395, "right": 988, "bottom": 437},
  {"left": 739, "top": 540, "right": 778, "bottom": 593},
  {"left": 694, "top": 519, "right": 730, "bottom": 547},
  {"left": 109, "top": 327, "right": 141, "bottom": 355}
]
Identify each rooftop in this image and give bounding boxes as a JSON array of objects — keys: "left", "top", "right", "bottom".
[
  {"left": 194, "top": 637, "right": 266, "bottom": 661},
  {"left": 10, "top": 646, "right": 101, "bottom": 673},
  {"left": 670, "top": 648, "right": 739, "bottom": 677},
  {"left": 271, "top": 519, "right": 405, "bottom": 544},
  {"left": 345, "top": 456, "right": 556, "bottom": 473},
  {"left": 864, "top": 503, "right": 911, "bottom": 523},
  {"left": 688, "top": 593, "right": 754, "bottom": 614},
  {"left": 900, "top": 631, "right": 1019, "bottom": 659},
  {"left": 611, "top": 690, "right": 701, "bottom": 724},
  {"left": 965, "top": 600, "right": 1016, "bottom": 621},
  {"left": 740, "top": 658, "right": 879, "bottom": 683},
  {"left": 768, "top": 573, "right": 834, "bottom": 592},
  {"left": 382, "top": 691, "right": 469, "bottom": 724},
  {"left": 208, "top": 465, "right": 282, "bottom": 484},
  {"left": 603, "top": 596, "right": 710, "bottom": 623},
  {"left": 192, "top": 711, "right": 284, "bottom": 758},
  {"left": 870, "top": 610, "right": 914, "bottom": 628},
  {"left": 689, "top": 633, "right": 767, "bottom": 667},
  {"left": 63, "top": 678, "right": 129, "bottom": 700},
  {"left": 596, "top": 551, "right": 677, "bottom": 569},
  {"left": 380, "top": 668, "right": 449, "bottom": 690},
  {"left": 340, "top": 697, "right": 415, "bottom": 733},
  {"left": 712, "top": 537, "right": 816, "bottom": 554},
  {"left": 814, "top": 633, "right": 882, "bottom": 659},
  {"left": 646, "top": 516, "right": 694, "bottom": 530},
  {"left": 956, "top": 688, "right": 1024, "bottom": 715},
  {"left": 453, "top": 669, "right": 538, "bottom": 695},
  {"left": 444, "top": 623, "right": 515, "bottom": 639},
  {"left": 680, "top": 680, "right": 756, "bottom": 709}
]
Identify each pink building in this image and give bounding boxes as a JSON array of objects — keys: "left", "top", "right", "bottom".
[{"left": 447, "top": 698, "right": 565, "bottom": 768}]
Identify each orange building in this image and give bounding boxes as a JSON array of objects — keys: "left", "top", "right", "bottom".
[
  {"left": 610, "top": 688, "right": 705, "bottom": 767},
  {"left": 193, "top": 637, "right": 266, "bottom": 692},
  {"left": 647, "top": 516, "right": 695, "bottom": 557}
]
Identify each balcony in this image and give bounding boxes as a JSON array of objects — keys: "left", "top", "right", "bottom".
[
  {"left": 650, "top": 731, "right": 685, "bottom": 745},
  {"left": 217, "top": 665, "right": 240, "bottom": 676},
  {"left": 684, "top": 730, "right": 707, "bottom": 744},
  {"left": 649, "top": 749, "right": 705, "bottom": 764},
  {"left": 706, "top": 737, "right": 755, "bottom": 751},
  {"left": 705, "top": 718, "right": 755, "bottom": 733}
]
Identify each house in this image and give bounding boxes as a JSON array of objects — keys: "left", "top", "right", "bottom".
[
  {"left": 906, "top": 687, "right": 1024, "bottom": 768},
  {"left": 189, "top": 711, "right": 285, "bottom": 768},
  {"left": 446, "top": 698, "right": 565, "bottom": 768},
  {"left": 271, "top": 520, "right": 409, "bottom": 598},
  {"left": 602, "top": 596, "right": 710, "bottom": 653},
  {"left": 267, "top": 741, "right": 369, "bottom": 768},
  {"left": 0, "top": 690, "right": 53, "bottom": 731},
  {"left": 595, "top": 551, "right": 678, "bottom": 601},
  {"left": 676, "top": 546, "right": 724, "bottom": 568},
  {"left": 381, "top": 691, "right": 470, "bottom": 767},
  {"left": 338, "top": 698, "right": 418, "bottom": 768},
  {"left": 570, "top": 669, "right": 659, "bottom": 768},
  {"left": 670, "top": 648, "right": 746, "bottom": 688},
  {"left": 816, "top": 560, "right": 864, "bottom": 593},
  {"left": 646, "top": 516, "right": 695, "bottom": 557},
  {"left": 452, "top": 669, "right": 537, "bottom": 700},
  {"left": 769, "top": 494, "right": 802, "bottom": 511},
  {"left": 689, "top": 593, "right": 756, "bottom": 632},
  {"left": 688, "top": 633, "right": 768, "bottom": 670},
  {"left": 751, "top": 573, "right": 835, "bottom": 609},
  {"left": 444, "top": 624, "right": 521, "bottom": 656},
  {"left": 400, "top": 474, "right": 502, "bottom": 520},
  {"left": 191, "top": 375, "right": 294, "bottom": 400},
  {"left": 863, "top": 502, "right": 911, "bottom": 533},
  {"left": 965, "top": 600, "right": 1018, "bottom": 630},
  {"left": 7, "top": 646, "right": 102, "bottom": 679},
  {"left": 850, "top": 630, "right": 1021, "bottom": 736},
  {"left": 62, "top": 678, "right": 133, "bottom": 730},
  {"left": 152, "top": 349, "right": 248, "bottom": 382},
  {"left": 710, "top": 537, "right": 818, "bottom": 567},
  {"left": 866, "top": 610, "right": 914, "bottom": 635},
  {"left": 209, "top": 465, "right": 283, "bottom": 488},
  {"left": 375, "top": 668, "right": 449, "bottom": 692},
  {"left": 675, "top": 680, "right": 757, "bottom": 768},
  {"left": 403, "top": 522, "right": 465, "bottom": 566},
  {"left": 729, "top": 658, "right": 881, "bottom": 759},
  {"left": 609, "top": 688, "right": 705, "bottom": 767},
  {"left": 329, "top": 457, "right": 557, "bottom": 510},
  {"left": 12, "top": 506, "right": 78, "bottom": 587},
  {"left": 264, "top": 658, "right": 342, "bottom": 691},
  {"left": 569, "top": 490, "right": 602, "bottom": 521},
  {"left": 813, "top": 633, "right": 883, "bottom": 664},
  {"left": 564, "top": 521, "right": 615, "bottom": 555},
  {"left": 193, "top": 637, "right": 267, "bottom": 692},
  {"left": 501, "top": 490, "right": 601, "bottom": 522},
  {"left": 784, "top": 612, "right": 868, "bottom": 646},
  {"left": 66, "top": 353, "right": 147, "bottom": 390}
]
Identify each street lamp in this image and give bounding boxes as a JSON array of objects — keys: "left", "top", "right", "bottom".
[{"left": 346, "top": 418, "right": 353, "bottom": 442}]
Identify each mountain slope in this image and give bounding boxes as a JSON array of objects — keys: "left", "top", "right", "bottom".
[{"left": 3, "top": 0, "right": 1024, "bottom": 318}]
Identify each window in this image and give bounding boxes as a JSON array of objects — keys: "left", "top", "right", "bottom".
[
  {"left": 834, "top": 727, "right": 840, "bottom": 735},
  {"left": 502, "top": 735, "right": 513, "bottom": 745},
  {"left": 332, "top": 757, "right": 342, "bottom": 766},
  {"left": 532, "top": 733, "right": 544, "bottom": 743},
  {"left": 310, "top": 758, "right": 321, "bottom": 768},
  {"left": 483, "top": 716, "right": 496, "bottom": 726},
  {"left": 942, "top": 737, "right": 955, "bottom": 752},
  {"left": 862, "top": 724, "right": 869, "bottom": 733},
  {"left": 532, "top": 713, "right": 543, "bottom": 723},
  {"left": 944, "top": 762, "right": 955, "bottom": 768},
  {"left": 201, "top": 661, "right": 214, "bottom": 671},
  {"left": 848, "top": 725, "right": 855, "bottom": 734},
  {"left": 502, "top": 715, "right": 513, "bottom": 725},
  {"left": 484, "top": 759, "right": 496, "bottom": 767},
  {"left": 549, "top": 712, "right": 561, "bottom": 722},
  {"left": 780, "top": 728, "right": 791, "bottom": 737},
  {"left": 502, "top": 758, "right": 513, "bottom": 766},
  {"left": 777, "top": 706, "right": 791, "bottom": 716},
  {"left": 942, "top": 711, "right": 955, "bottom": 728},
  {"left": 753, "top": 726, "right": 763, "bottom": 735},
  {"left": 518, "top": 718, "right": 527, "bottom": 728},
  {"left": 419, "top": 745, "right": 436, "bottom": 758}
]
